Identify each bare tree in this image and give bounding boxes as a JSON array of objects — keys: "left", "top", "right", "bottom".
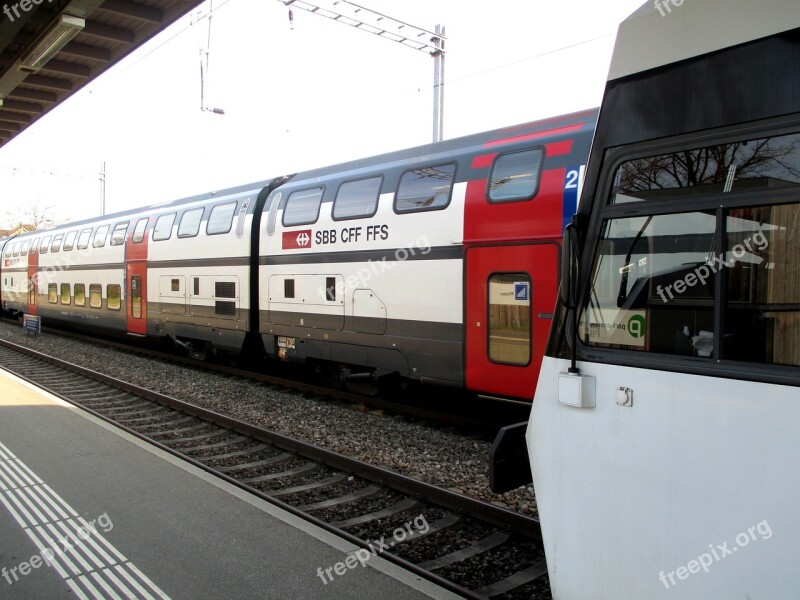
[{"left": 1, "top": 200, "right": 56, "bottom": 234}]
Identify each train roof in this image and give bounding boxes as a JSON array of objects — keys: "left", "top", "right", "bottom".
[{"left": 609, "top": 0, "right": 800, "bottom": 81}]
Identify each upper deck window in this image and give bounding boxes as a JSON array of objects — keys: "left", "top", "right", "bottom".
[
  {"left": 207, "top": 201, "right": 237, "bottom": 235},
  {"left": 132, "top": 219, "right": 148, "bottom": 243},
  {"left": 611, "top": 132, "right": 800, "bottom": 204},
  {"left": 50, "top": 234, "right": 63, "bottom": 252},
  {"left": 93, "top": 225, "right": 109, "bottom": 248},
  {"left": 178, "top": 208, "right": 204, "bottom": 238},
  {"left": 395, "top": 163, "right": 456, "bottom": 213},
  {"left": 488, "top": 149, "right": 544, "bottom": 203},
  {"left": 77, "top": 229, "right": 92, "bottom": 250},
  {"left": 20, "top": 240, "right": 30, "bottom": 256},
  {"left": 63, "top": 231, "right": 77, "bottom": 251},
  {"left": 333, "top": 177, "right": 382, "bottom": 220},
  {"left": 39, "top": 236, "right": 50, "bottom": 254},
  {"left": 153, "top": 214, "right": 176, "bottom": 241},
  {"left": 111, "top": 222, "right": 129, "bottom": 246},
  {"left": 283, "top": 188, "right": 323, "bottom": 227}
]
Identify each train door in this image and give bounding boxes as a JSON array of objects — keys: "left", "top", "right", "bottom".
[
  {"left": 27, "top": 248, "right": 38, "bottom": 315},
  {"left": 465, "top": 243, "right": 558, "bottom": 399},
  {"left": 125, "top": 218, "right": 149, "bottom": 336}
]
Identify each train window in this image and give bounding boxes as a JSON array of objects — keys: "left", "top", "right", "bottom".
[
  {"left": 111, "top": 222, "right": 129, "bottom": 245},
  {"left": 75, "top": 284, "right": 86, "bottom": 307},
  {"left": 488, "top": 148, "right": 544, "bottom": 203},
  {"left": 132, "top": 219, "right": 148, "bottom": 243},
  {"left": 77, "top": 229, "right": 92, "bottom": 250},
  {"left": 723, "top": 202, "right": 800, "bottom": 366},
  {"left": 171, "top": 278, "right": 180, "bottom": 292},
  {"left": 609, "top": 132, "right": 800, "bottom": 205},
  {"left": 39, "top": 236, "right": 50, "bottom": 254},
  {"left": 31, "top": 239, "right": 41, "bottom": 255},
  {"left": 2, "top": 244, "right": 9, "bottom": 257},
  {"left": 50, "top": 234, "right": 63, "bottom": 253},
  {"left": 60, "top": 283, "right": 71, "bottom": 305},
  {"left": 266, "top": 192, "right": 281, "bottom": 237},
  {"left": 48, "top": 284, "right": 57, "bottom": 304},
  {"left": 21, "top": 240, "right": 30, "bottom": 256},
  {"left": 63, "top": 231, "right": 77, "bottom": 251},
  {"left": 131, "top": 276, "right": 142, "bottom": 319},
  {"left": 12, "top": 241, "right": 20, "bottom": 256},
  {"left": 153, "top": 214, "right": 176, "bottom": 241},
  {"left": 193, "top": 277, "right": 200, "bottom": 296},
  {"left": 395, "top": 163, "right": 456, "bottom": 213},
  {"left": 93, "top": 225, "right": 109, "bottom": 248},
  {"left": 333, "top": 176, "right": 382, "bottom": 220},
  {"left": 235, "top": 200, "right": 249, "bottom": 239},
  {"left": 581, "top": 212, "right": 717, "bottom": 354},
  {"left": 207, "top": 202, "right": 237, "bottom": 235},
  {"left": 89, "top": 284, "right": 102, "bottom": 308},
  {"left": 283, "top": 188, "right": 323, "bottom": 227},
  {"left": 284, "top": 279, "right": 295, "bottom": 299},
  {"left": 488, "top": 273, "right": 532, "bottom": 366},
  {"left": 107, "top": 284, "right": 121, "bottom": 310},
  {"left": 178, "top": 208, "right": 204, "bottom": 238},
  {"left": 325, "top": 277, "right": 336, "bottom": 302}
]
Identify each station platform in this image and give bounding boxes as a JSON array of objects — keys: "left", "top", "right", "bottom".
[{"left": 0, "top": 368, "right": 462, "bottom": 600}]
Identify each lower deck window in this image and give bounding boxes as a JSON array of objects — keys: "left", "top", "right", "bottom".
[
  {"left": 107, "top": 284, "right": 121, "bottom": 310},
  {"left": 90, "top": 284, "right": 102, "bottom": 309},
  {"left": 488, "top": 273, "right": 531, "bottom": 366},
  {"left": 75, "top": 284, "right": 86, "bottom": 307},
  {"left": 60, "top": 284, "right": 71, "bottom": 305},
  {"left": 48, "top": 284, "right": 57, "bottom": 304}
]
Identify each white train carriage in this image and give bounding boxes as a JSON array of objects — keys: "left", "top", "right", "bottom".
[
  {"left": 258, "top": 113, "right": 596, "bottom": 396},
  {"left": 0, "top": 180, "right": 282, "bottom": 355},
  {"left": 138, "top": 182, "right": 274, "bottom": 356}
]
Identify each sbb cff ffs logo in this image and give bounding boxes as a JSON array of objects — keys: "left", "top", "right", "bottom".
[{"left": 282, "top": 230, "right": 312, "bottom": 250}]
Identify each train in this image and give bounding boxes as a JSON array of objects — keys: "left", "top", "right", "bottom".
[
  {"left": 1, "top": 109, "right": 595, "bottom": 400},
  {"left": 493, "top": 0, "right": 800, "bottom": 598}
]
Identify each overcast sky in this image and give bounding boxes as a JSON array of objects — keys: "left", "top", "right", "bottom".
[{"left": 0, "top": 0, "right": 644, "bottom": 228}]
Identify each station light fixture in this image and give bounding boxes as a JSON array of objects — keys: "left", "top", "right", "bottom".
[{"left": 19, "top": 14, "right": 86, "bottom": 72}]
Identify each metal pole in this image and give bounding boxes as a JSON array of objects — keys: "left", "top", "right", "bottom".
[{"left": 432, "top": 24, "right": 445, "bottom": 143}]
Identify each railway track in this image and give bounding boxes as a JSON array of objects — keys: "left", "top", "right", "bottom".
[
  {"left": 0, "top": 316, "right": 531, "bottom": 436},
  {"left": 0, "top": 338, "right": 549, "bottom": 599}
]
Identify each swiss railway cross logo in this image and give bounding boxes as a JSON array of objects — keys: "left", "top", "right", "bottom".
[{"left": 282, "top": 229, "right": 313, "bottom": 250}]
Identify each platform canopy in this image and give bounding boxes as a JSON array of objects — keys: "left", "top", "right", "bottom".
[{"left": 0, "top": 0, "right": 204, "bottom": 148}]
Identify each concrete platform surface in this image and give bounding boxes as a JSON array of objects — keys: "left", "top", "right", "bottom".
[{"left": 0, "top": 368, "right": 463, "bottom": 599}]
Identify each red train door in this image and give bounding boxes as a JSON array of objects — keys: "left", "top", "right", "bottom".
[
  {"left": 27, "top": 250, "right": 38, "bottom": 316},
  {"left": 465, "top": 243, "right": 558, "bottom": 400},
  {"left": 125, "top": 218, "right": 149, "bottom": 336}
]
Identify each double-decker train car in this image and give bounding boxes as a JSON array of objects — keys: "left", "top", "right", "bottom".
[
  {"left": 0, "top": 180, "right": 284, "bottom": 357},
  {"left": 259, "top": 110, "right": 596, "bottom": 397},
  {"left": 0, "top": 109, "right": 596, "bottom": 400}
]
